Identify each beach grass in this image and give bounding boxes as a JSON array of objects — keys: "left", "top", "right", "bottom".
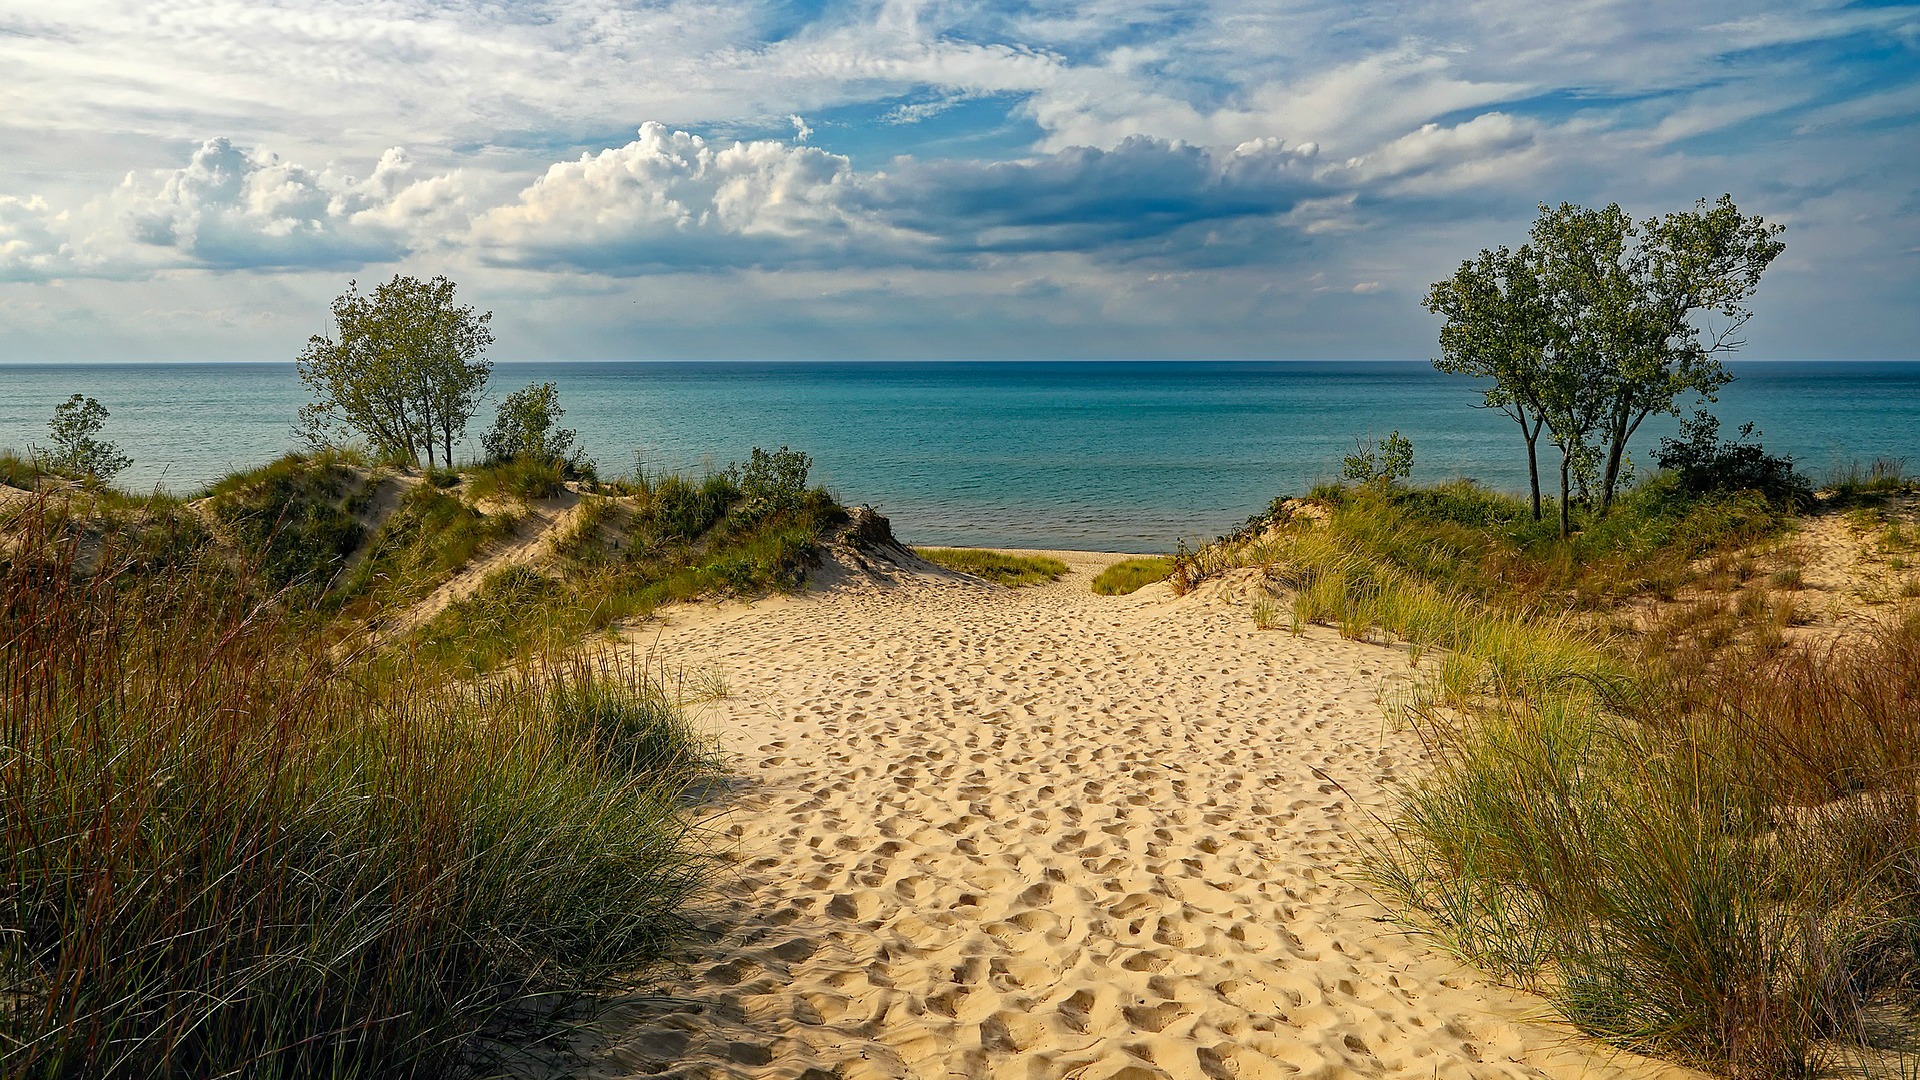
[
  {"left": 1186, "top": 475, "right": 1920, "bottom": 1078},
  {"left": 915, "top": 547, "right": 1068, "bottom": 586},
  {"left": 0, "top": 497, "right": 722, "bottom": 1078},
  {"left": 1091, "top": 555, "right": 1174, "bottom": 595}
]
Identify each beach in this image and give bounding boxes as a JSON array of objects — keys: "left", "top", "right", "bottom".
[{"left": 563, "top": 549, "right": 1691, "bottom": 1080}]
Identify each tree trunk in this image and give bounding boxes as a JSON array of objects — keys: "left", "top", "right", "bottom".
[
  {"left": 1558, "top": 451, "right": 1572, "bottom": 539},
  {"left": 1525, "top": 425, "right": 1543, "bottom": 521},
  {"left": 1599, "top": 409, "right": 1629, "bottom": 513},
  {"left": 1600, "top": 408, "right": 1650, "bottom": 511}
]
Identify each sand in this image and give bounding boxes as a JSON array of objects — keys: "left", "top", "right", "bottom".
[{"left": 556, "top": 549, "right": 1692, "bottom": 1080}]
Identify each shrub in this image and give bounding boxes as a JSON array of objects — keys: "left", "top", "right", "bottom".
[
  {"left": 1655, "top": 410, "right": 1812, "bottom": 509},
  {"left": 481, "top": 381, "right": 591, "bottom": 480},
  {"left": 38, "top": 394, "right": 131, "bottom": 482},
  {"left": 1341, "top": 430, "right": 1413, "bottom": 488},
  {"left": 727, "top": 446, "right": 812, "bottom": 524},
  {"left": 1091, "top": 556, "right": 1174, "bottom": 595}
]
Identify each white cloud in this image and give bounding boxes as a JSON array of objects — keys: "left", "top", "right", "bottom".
[
  {"left": 470, "top": 123, "right": 891, "bottom": 272},
  {"left": 0, "top": 138, "right": 465, "bottom": 278},
  {"left": 0, "top": 196, "right": 71, "bottom": 281}
]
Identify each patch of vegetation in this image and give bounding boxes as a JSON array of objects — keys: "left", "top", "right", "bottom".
[
  {"left": 0, "top": 448, "right": 48, "bottom": 489},
  {"left": 1091, "top": 556, "right": 1174, "bottom": 595},
  {"left": 915, "top": 547, "right": 1068, "bottom": 586},
  {"left": 1655, "top": 410, "right": 1812, "bottom": 509},
  {"left": 467, "top": 453, "right": 567, "bottom": 502},
  {"left": 1187, "top": 474, "right": 1920, "bottom": 1078},
  {"left": 332, "top": 480, "right": 520, "bottom": 616},
  {"left": 203, "top": 450, "right": 369, "bottom": 593},
  {"left": 0, "top": 502, "right": 720, "bottom": 1079},
  {"left": 1826, "top": 457, "right": 1910, "bottom": 504},
  {"left": 412, "top": 454, "right": 844, "bottom": 677}
]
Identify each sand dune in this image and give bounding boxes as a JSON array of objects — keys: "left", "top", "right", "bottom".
[{"left": 563, "top": 551, "right": 1692, "bottom": 1080}]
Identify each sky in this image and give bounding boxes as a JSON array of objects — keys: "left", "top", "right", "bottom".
[{"left": 0, "top": 0, "right": 1916, "bottom": 362}]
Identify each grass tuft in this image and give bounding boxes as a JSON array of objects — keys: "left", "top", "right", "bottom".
[
  {"left": 915, "top": 547, "right": 1068, "bottom": 586},
  {"left": 1091, "top": 556, "right": 1174, "bottom": 595}
]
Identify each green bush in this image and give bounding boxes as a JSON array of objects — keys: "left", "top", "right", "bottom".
[
  {"left": 1655, "top": 411, "right": 1812, "bottom": 509},
  {"left": 727, "top": 446, "right": 813, "bottom": 524}
]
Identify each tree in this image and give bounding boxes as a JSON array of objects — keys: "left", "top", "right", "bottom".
[
  {"left": 1426, "top": 196, "right": 1783, "bottom": 533},
  {"left": 41, "top": 394, "right": 131, "bottom": 482},
  {"left": 295, "top": 275, "right": 493, "bottom": 468},
  {"left": 482, "top": 382, "right": 579, "bottom": 465},
  {"left": 1524, "top": 197, "right": 1783, "bottom": 513}
]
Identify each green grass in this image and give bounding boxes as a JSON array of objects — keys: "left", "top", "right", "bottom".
[
  {"left": 1091, "top": 555, "right": 1174, "bottom": 595},
  {"left": 467, "top": 455, "right": 566, "bottom": 502},
  {"left": 0, "top": 501, "right": 721, "bottom": 1079},
  {"left": 915, "top": 547, "right": 1068, "bottom": 585},
  {"left": 0, "top": 448, "right": 46, "bottom": 488},
  {"left": 1825, "top": 456, "right": 1909, "bottom": 502},
  {"left": 410, "top": 475, "right": 843, "bottom": 677}
]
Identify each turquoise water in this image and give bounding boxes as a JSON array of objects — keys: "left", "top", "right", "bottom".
[{"left": 2, "top": 360, "right": 1916, "bottom": 551}]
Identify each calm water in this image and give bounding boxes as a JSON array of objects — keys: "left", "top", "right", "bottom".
[{"left": 2, "top": 360, "right": 1916, "bottom": 551}]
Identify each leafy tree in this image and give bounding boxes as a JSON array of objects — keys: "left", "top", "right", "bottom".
[
  {"left": 1562, "top": 197, "right": 1784, "bottom": 510},
  {"left": 1427, "top": 196, "right": 1783, "bottom": 534},
  {"left": 295, "top": 275, "right": 493, "bottom": 468},
  {"left": 41, "top": 394, "right": 131, "bottom": 482},
  {"left": 482, "top": 381, "right": 579, "bottom": 466},
  {"left": 1341, "top": 430, "right": 1413, "bottom": 488}
]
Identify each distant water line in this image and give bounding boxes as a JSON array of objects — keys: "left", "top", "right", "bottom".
[{"left": 1, "top": 360, "right": 1916, "bottom": 552}]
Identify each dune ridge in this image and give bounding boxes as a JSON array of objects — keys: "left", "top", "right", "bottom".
[{"left": 564, "top": 550, "right": 1688, "bottom": 1080}]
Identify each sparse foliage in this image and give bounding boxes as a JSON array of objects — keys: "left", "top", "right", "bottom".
[
  {"left": 1341, "top": 430, "right": 1413, "bottom": 488},
  {"left": 41, "top": 393, "right": 131, "bottom": 481},
  {"left": 295, "top": 275, "right": 494, "bottom": 468}
]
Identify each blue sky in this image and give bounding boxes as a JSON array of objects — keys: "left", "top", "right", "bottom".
[{"left": 0, "top": 0, "right": 1916, "bottom": 361}]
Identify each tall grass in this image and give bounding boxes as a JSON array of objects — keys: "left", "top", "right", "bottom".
[
  {"left": 1190, "top": 477, "right": 1920, "bottom": 1078},
  {"left": 0, "top": 499, "right": 721, "bottom": 1078},
  {"left": 409, "top": 471, "right": 841, "bottom": 676}
]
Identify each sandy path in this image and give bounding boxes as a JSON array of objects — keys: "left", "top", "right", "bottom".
[{"left": 571, "top": 552, "right": 1684, "bottom": 1080}]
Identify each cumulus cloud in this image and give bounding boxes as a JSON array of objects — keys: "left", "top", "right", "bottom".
[
  {"left": 470, "top": 123, "right": 887, "bottom": 272},
  {"left": 106, "top": 138, "right": 464, "bottom": 269},
  {"left": 0, "top": 138, "right": 465, "bottom": 278},
  {"left": 0, "top": 195, "right": 71, "bottom": 281}
]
